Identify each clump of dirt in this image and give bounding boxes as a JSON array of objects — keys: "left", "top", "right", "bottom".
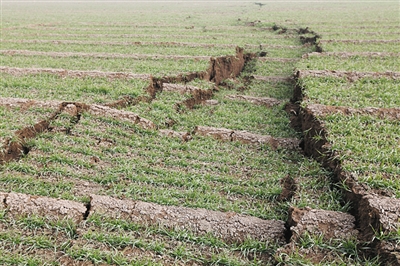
[
  {"left": 89, "top": 194, "right": 287, "bottom": 244},
  {"left": 208, "top": 47, "right": 255, "bottom": 85},
  {"left": 278, "top": 175, "right": 297, "bottom": 202},
  {"left": 175, "top": 89, "right": 214, "bottom": 111},
  {"left": 272, "top": 24, "right": 288, "bottom": 34},
  {"left": 194, "top": 126, "right": 300, "bottom": 150},
  {"left": 287, "top": 207, "right": 359, "bottom": 241}
]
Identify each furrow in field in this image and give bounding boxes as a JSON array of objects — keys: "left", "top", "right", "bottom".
[
  {"left": 253, "top": 75, "right": 292, "bottom": 82},
  {"left": 0, "top": 98, "right": 155, "bottom": 165},
  {"left": 257, "top": 57, "right": 298, "bottom": 62},
  {"left": 302, "top": 51, "right": 400, "bottom": 58},
  {"left": 320, "top": 39, "right": 400, "bottom": 44},
  {"left": 0, "top": 50, "right": 211, "bottom": 60},
  {"left": 1, "top": 39, "right": 302, "bottom": 49},
  {"left": 225, "top": 95, "right": 282, "bottom": 107},
  {"left": 194, "top": 126, "right": 300, "bottom": 150},
  {"left": 296, "top": 69, "right": 400, "bottom": 81},
  {"left": 0, "top": 66, "right": 151, "bottom": 80}
]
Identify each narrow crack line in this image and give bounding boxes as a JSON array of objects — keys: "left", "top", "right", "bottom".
[{"left": 83, "top": 199, "right": 91, "bottom": 221}]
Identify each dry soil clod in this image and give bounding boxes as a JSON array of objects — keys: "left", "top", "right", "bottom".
[
  {"left": 287, "top": 207, "right": 359, "bottom": 241},
  {"left": 194, "top": 126, "right": 300, "bottom": 149},
  {"left": 0, "top": 192, "right": 87, "bottom": 223},
  {"left": 89, "top": 194, "right": 287, "bottom": 244}
]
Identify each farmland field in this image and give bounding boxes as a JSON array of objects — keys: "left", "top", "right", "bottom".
[{"left": 1, "top": 1, "right": 399, "bottom": 265}]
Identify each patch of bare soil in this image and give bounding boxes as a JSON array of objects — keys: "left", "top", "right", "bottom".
[
  {"left": 162, "top": 83, "right": 202, "bottom": 94},
  {"left": 175, "top": 89, "right": 214, "bottom": 111},
  {"left": 0, "top": 66, "right": 151, "bottom": 80},
  {"left": 89, "top": 194, "right": 286, "bottom": 244},
  {"left": 288, "top": 207, "right": 358, "bottom": 241},
  {"left": 275, "top": 207, "right": 359, "bottom": 264},
  {"left": 194, "top": 126, "right": 300, "bottom": 150},
  {"left": 297, "top": 69, "right": 400, "bottom": 82},
  {"left": 225, "top": 95, "right": 282, "bottom": 107},
  {"left": 278, "top": 175, "right": 297, "bottom": 202},
  {"left": 302, "top": 51, "right": 400, "bottom": 59},
  {"left": 0, "top": 192, "right": 87, "bottom": 223},
  {"left": 0, "top": 49, "right": 211, "bottom": 61}
]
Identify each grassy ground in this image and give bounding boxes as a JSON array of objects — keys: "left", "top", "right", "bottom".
[{"left": 1, "top": 0, "right": 398, "bottom": 264}]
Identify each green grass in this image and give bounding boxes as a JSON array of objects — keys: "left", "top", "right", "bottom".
[
  {"left": 297, "top": 54, "right": 400, "bottom": 72},
  {"left": 254, "top": 61, "right": 297, "bottom": 76},
  {"left": 320, "top": 42, "right": 400, "bottom": 53},
  {"left": 276, "top": 232, "right": 381, "bottom": 265},
  {"left": 300, "top": 76, "right": 400, "bottom": 108},
  {"left": 0, "top": 54, "right": 210, "bottom": 77},
  {"left": 0, "top": 106, "right": 54, "bottom": 143},
  {"left": 0, "top": 113, "right": 345, "bottom": 221},
  {"left": 0, "top": 73, "right": 148, "bottom": 104},
  {"left": 0, "top": 41, "right": 236, "bottom": 57},
  {"left": 323, "top": 114, "right": 400, "bottom": 197}
]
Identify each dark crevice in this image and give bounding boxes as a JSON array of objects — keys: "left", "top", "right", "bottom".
[{"left": 83, "top": 200, "right": 91, "bottom": 221}]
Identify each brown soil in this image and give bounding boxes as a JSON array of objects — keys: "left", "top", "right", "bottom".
[
  {"left": 225, "top": 95, "right": 282, "bottom": 107},
  {"left": 278, "top": 175, "right": 297, "bottom": 202},
  {"left": 162, "top": 83, "right": 201, "bottom": 94},
  {"left": 0, "top": 98, "right": 157, "bottom": 165},
  {"left": 194, "top": 126, "right": 300, "bottom": 150},
  {"left": 89, "top": 194, "right": 286, "bottom": 244},
  {"left": 295, "top": 93, "right": 400, "bottom": 265},
  {"left": 297, "top": 69, "right": 400, "bottom": 82},
  {"left": 1, "top": 192, "right": 87, "bottom": 223},
  {"left": 288, "top": 207, "right": 358, "bottom": 241},
  {"left": 175, "top": 89, "right": 214, "bottom": 111},
  {"left": 0, "top": 102, "right": 88, "bottom": 164},
  {"left": 208, "top": 47, "right": 250, "bottom": 85}
]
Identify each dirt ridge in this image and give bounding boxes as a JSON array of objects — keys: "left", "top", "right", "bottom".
[
  {"left": 1, "top": 39, "right": 302, "bottom": 49},
  {"left": 0, "top": 49, "right": 211, "bottom": 61},
  {"left": 194, "top": 126, "right": 300, "bottom": 150},
  {"left": 0, "top": 191, "right": 287, "bottom": 244},
  {"left": 225, "top": 95, "right": 282, "bottom": 107},
  {"left": 292, "top": 77, "right": 400, "bottom": 265},
  {"left": 303, "top": 51, "right": 400, "bottom": 58},
  {"left": 0, "top": 66, "right": 151, "bottom": 80},
  {"left": 297, "top": 69, "right": 400, "bottom": 81}
]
